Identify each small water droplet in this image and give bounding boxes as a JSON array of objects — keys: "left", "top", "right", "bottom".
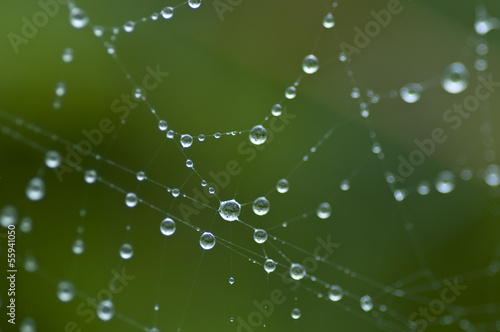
[
  {"left": 180, "top": 134, "right": 193, "bottom": 148},
  {"left": 285, "top": 86, "right": 297, "bottom": 99},
  {"left": 57, "top": 281, "right": 75, "bottom": 302},
  {"left": 26, "top": 177, "right": 45, "bottom": 201},
  {"left": 323, "top": 12, "right": 335, "bottom": 28},
  {"left": 253, "top": 229, "right": 268, "bottom": 244},
  {"left": 271, "top": 104, "right": 282, "bottom": 116},
  {"left": 252, "top": 197, "right": 270, "bottom": 216},
  {"left": 97, "top": 299, "right": 114, "bottom": 321},
  {"left": 360, "top": 295, "right": 373, "bottom": 312},
  {"left": 302, "top": 54, "right": 319, "bottom": 74},
  {"left": 291, "top": 308, "right": 301, "bottom": 319},
  {"left": 290, "top": 263, "right": 306, "bottom": 280},
  {"left": 162, "top": 6, "right": 174, "bottom": 19},
  {"left": 441, "top": 62, "right": 469, "bottom": 94},
  {"left": 264, "top": 259, "right": 276, "bottom": 273},
  {"left": 160, "top": 217, "right": 176, "bottom": 236},
  {"left": 328, "top": 285, "right": 343, "bottom": 301},
  {"left": 435, "top": 171, "right": 455, "bottom": 194},
  {"left": 249, "top": 125, "right": 267, "bottom": 145},
  {"left": 276, "top": 179, "right": 289, "bottom": 193},
  {"left": 400, "top": 83, "right": 422, "bottom": 103},
  {"left": 158, "top": 120, "right": 168, "bottom": 131},
  {"left": 119, "top": 243, "right": 134, "bottom": 259},
  {"left": 316, "top": 202, "right": 331, "bottom": 219},
  {"left": 69, "top": 6, "right": 89, "bottom": 29},
  {"left": 62, "top": 48, "right": 74, "bottom": 63},
  {"left": 125, "top": 193, "right": 138, "bottom": 207},
  {"left": 45, "top": 150, "right": 62, "bottom": 168},
  {"left": 188, "top": 0, "right": 202, "bottom": 9}
]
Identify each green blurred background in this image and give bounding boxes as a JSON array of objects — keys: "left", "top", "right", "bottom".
[{"left": 0, "top": 0, "right": 500, "bottom": 331}]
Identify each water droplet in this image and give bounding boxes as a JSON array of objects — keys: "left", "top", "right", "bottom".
[
  {"left": 55, "top": 82, "right": 66, "bottom": 97},
  {"left": 19, "top": 216, "right": 33, "bottom": 233},
  {"left": 97, "top": 299, "right": 114, "bottom": 321},
  {"left": 302, "top": 54, "right": 319, "bottom": 74},
  {"left": 291, "top": 308, "right": 301, "bottom": 319},
  {"left": 400, "top": 83, "right": 422, "bottom": 103},
  {"left": 351, "top": 87, "right": 360, "bottom": 98},
  {"left": 188, "top": 0, "right": 202, "bottom": 9},
  {"left": 208, "top": 187, "right": 215, "bottom": 195},
  {"left": 249, "top": 125, "right": 267, "bottom": 145},
  {"left": 166, "top": 130, "right": 175, "bottom": 139},
  {"left": 484, "top": 164, "right": 500, "bottom": 186},
  {"left": 441, "top": 62, "right": 469, "bottom": 94},
  {"left": 328, "top": 285, "right": 343, "bottom": 301},
  {"left": 57, "top": 281, "right": 75, "bottom": 302},
  {"left": 186, "top": 159, "right": 194, "bottom": 168},
  {"left": 119, "top": 243, "right": 134, "bottom": 259},
  {"left": 136, "top": 171, "right": 146, "bottom": 181},
  {"left": 180, "top": 134, "right": 193, "bottom": 148},
  {"left": 62, "top": 48, "right": 74, "bottom": 63},
  {"left": 290, "top": 263, "right": 306, "bottom": 280},
  {"left": 252, "top": 197, "right": 270, "bottom": 216},
  {"left": 20, "top": 316, "right": 37, "bottom": 332},
  {"left": 26, "top": 177, "right": 45, "bottom": 201},
  {"left": 72, "top": 238, "right": 85, "bottom": 254},
  {"left": 360, "top": 295, "right": 373, "bottom": 312},
  {"left": 201, "top": 180, "right": 207, "bottom": 187},
  {"left": 435, "top": 171, "right": 455, "bottom": 194},
  {"left": 323, "top": 12, "right": 335, "bottom": 28},
  {"left": 276, "top": 179, "right": 289, "bottom": 194},
  {"left": 264, "top": 259, "right": 276, "bottom": 273},
  {"left": 214, "top": 132, "right": 221, "bottom": 139},
  {"left": 200, "top": 232, "right": 216, "bottom": 250},
  {"left": 123, "top": 21, "right": 135, "bottom": 32},
  {"left": 69, "top": 6, "right": 89, "bottom": 29},
  {"left": 316, "top": 202, "right": 331, "bottom": 219},
  {"left": 84, "top": 169, "right": 97, "bottom": 184},
  {"left": 133, "top": 87, "right": 145, "bottom": 100},
  {"left": 160, "top": 217, "right": 176, "bottom": 236},
  {"left": 229, "top": 276, "right": 235, "bottom": 285},
  {"left": 158, "top": 120, "right": 168, "bottom": 131},
  {"left": 340, "top": 179, "right": 350, "bottom": 191},
  {"left": 394, "top": 189, "right": 406, "bottom": 201},
  {"left": 417, "top": 181, "right": 430, "bottom": 195},
  {"left": 45, "top": 150, "right": 62, "bottom": 168},
  {"left": 1, "top": 205, "right": 18, "bottom": 228},
  {"left": 93, "top": 26, "right": 103, "bottom": 37},
  {"left": 198, "top": 134, "right": 205, "bottom": 142},
  {"left": 125, "top": 192, "right": 138, "bottom": 207},
  {"left": 162, "top": 6, "right": 174, "bottom": 19},
  {"left": 271, "top": 104, "right": 282, "bottom": 116},
  {"left": 219, "top": 200, "right": 241, "bottom": 221},
  {"left": 285, "top": 86, "right": 297, "bottom": 99},
  {"left": 171, "top": 188, "right": 180, "bottom": 197},
  {"left": 253, "top": 229, "right": 268, "bottom": 244}
]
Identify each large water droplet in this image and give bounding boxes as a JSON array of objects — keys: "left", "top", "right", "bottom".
[
  {"left": 125, "top": 193, "right": 138, "bottom": 207},
  {"left": 188, "top": 0, "right": 202, "bottom": 9},
  {"left": 57, "top": 281, "right": 75, "bottom": 302},
  {"left": 441, "top": 62, "right": 469, "bottom": 94},
  {"left": 62, "top": 48, "right": 74, "bottom": 63},
  {"left": 219, "top": 200, "right": 241, "bottom": 221},
  {"left": 84, "top": 170, "right": 97, "bottom": 184},
  {"left": 484, "top": 164, "right": 500, "bottom": 186},
  {"left": 252, "top": 197, "right": 270, "bottom": 216},
  {"left": 26, "top": 177, "right": 45, "bottom": 201},
  {"left": 72, "top": 238, "right": 85, "bottom": 255},
  {"left": 97, "top": 299, "right": 114, "bottom": 321},
  {"left": 323, "top": 12, "right": 335, "bottom": 28},
  {"left": 200, "top": 232, "right": 216, "bottom": 250},
  {"left": 276, "top": 179, "right": 289, "bottom": 193},
  {"left": 160, "top": 217, "right": 176, "bottom": 236},
  {"left": 20, "top": 316, "right": 37, "bottom": 332},
  {"left": 45, "top": 150, "right": 62, "bottom": 168},
  {"left": 291, "top": 308, "right": 301, "bottom": 319},
  {"left": 249, "top": 125, "right": 267, "bottom": 145},
  {"left": 290, "top": 263, "right": 306, "bottom": 280},
  {"left": 123, "top": 21, "right": 135, "bottom": 33},
  {"left": 69, "top": 6, "right": 89, "bottom": 29},
  {"left": 328, "top": 285, "right": 343, "bottom": 301},
  {"left": 253, "top": 229, "right": 268, "bottom": 244},
  {"left": 1, "top": 205, "right": 17, "bottom": 228},
  {"left": 119, "top": 243, "right": 134, "bottom": 259},
  {"left": 264, "top": 259, "right": 276, "bottom": 273},
  {"left": 180, "top": 134, "right": 193, "bottom": 148},
  {"left": 302, "top": 54, "right": 319, "bottom": 74},
  {"left": 435, "top": 171, "right": 455, "bottom": 194},
  {"left": 271, "top": 104, "right": 282, "bottom": 116},
  {"left": 316, "top": 202, "right": 331, "bottom": 219},
  {"left": 285, "top": 86, "right": 297, "bottom": 99},
  {"left": 400, "top": 83, "right": 422, "bottom": 103},
  {"left": 360, "top": 295, "right": 373, "bottom": 312},
  {"left": 162, "top": 7, "right": 174, "bottom": 19}
]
